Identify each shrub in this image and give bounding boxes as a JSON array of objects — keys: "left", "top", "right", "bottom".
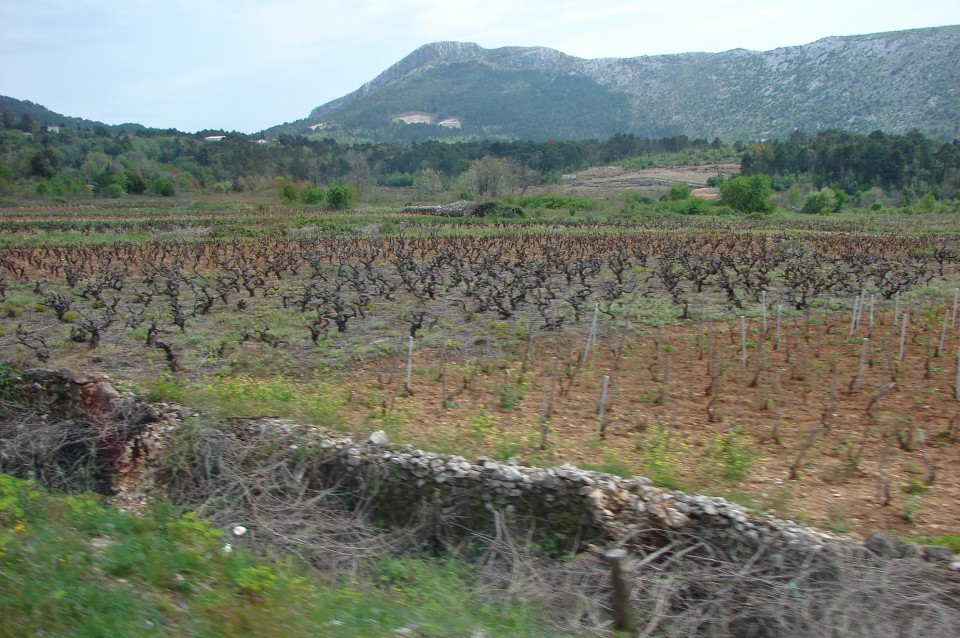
[
  {"left": 279, "top": 184, "right": 300, "bottom": 204},
  {"left": 637, "top": 423, "right": 683, "bottom": 489},
  {"left": 660, "top": 198, "right": 715, "bottom": 215},
  {"left": 150, "top": 177, "right": 175, "bottom": 197},
  {"left": 123, "top": 170, "right": 147, "bottom": 194},
  {"left": 326, "top": 185, "right": 353, "bottom": 209},
  {"left": 707, "top": 427, "right": 756, "bottom": 482},
  {"left": 519, "top": 192, "right": 597, "bottom": 212},
  {"left": 302, "top": 186, "right": 325, "bottom": 205},
  {"left": 802, "top": 188, "right": 846, "bottom": 214},
  {"left": 668, "top": 183, "right": 692, "bottom": 201},
  {"left": 720, "top": 175, "right": 773, "bottom": 213},
  {"left": 103, "top": 183, "right": 125, "bottom": 198}
]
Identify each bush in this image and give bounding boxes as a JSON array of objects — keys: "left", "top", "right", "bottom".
[
  {"left": 468, "top": 201, "right": 525, "bottom": 218},
  {"left": 150, "top": 177, "right": 175, "bottom": 197},
  {"left": 103, "top": 183, "right": 125, "bottom": 198},
  {"left": 668, "top": 183, "right": 692, "bottom": 201},
  {"left": 638, "top": 423, "right": 683, "bottom": 489},
  {"left": 519, "top": 192, "right": 597, "bottom": 212},
  {"left": 706, "top": 427, "right": 756, "bottom": 482},
  {"left": 326, "top": 185, "right": 352, "bottom": 209},
  {"left": 302, "top": 186, "right": 325, "bottom": 205},
  {"left": 279, "top": 184, "right": 300, "bottom": 205},
  {"left": 660, "top": 198, "right": 715, "bottom": 215},
  {"left": 381, "top": 173, "right": 414, "bottom": 187},
  {"left": 123, "top": 170, "right": 147, "bottom": 194},
  {"left": 720, "top": 175, "right": 773, "bottom": 213},
  {"left": 802, "top": 188, "right": 847, "bottom": 214}
]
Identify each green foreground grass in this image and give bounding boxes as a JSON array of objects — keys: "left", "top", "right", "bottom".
[{"left": 0, "top": 474, "right": 560, "bottom": 638}]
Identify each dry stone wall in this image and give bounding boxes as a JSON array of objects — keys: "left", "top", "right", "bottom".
[
  {"left": 307, "top": 425, "right": 957, "bottom": 567},
  {"left": 17, "top": 368, "right": 960, "bottom": 570}
]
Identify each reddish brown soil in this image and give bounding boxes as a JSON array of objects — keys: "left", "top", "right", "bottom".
[{"left": 334, "top": 312, "right": 960, "bottom": 542}]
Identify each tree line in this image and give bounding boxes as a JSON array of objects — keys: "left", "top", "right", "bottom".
[
  {"left": 741, "top": 130, "right": 960, "bottom": 200},
  {"left": 1, "top": 110, "right": 957, "bottom": 203}
]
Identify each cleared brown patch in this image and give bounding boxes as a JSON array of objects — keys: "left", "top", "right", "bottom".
[
  {"left": 529, "top": 163, "right": 740, "bottom": 199},
  {"left": 691, "top": 187, "right": 721, "bottom": 200}
]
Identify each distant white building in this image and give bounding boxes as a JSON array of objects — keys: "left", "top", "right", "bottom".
[
  {"left": 203, "top": 135, "right": 226, "bottom": 142},
  {"left": 46, "top": 125, "right": 60, "bottom": 133},
  {"left": 437, "top": 117, "right": 461, "bottom": 129},
  {"left": 392, "top": 112, "right": 432, "bottom": 125}
]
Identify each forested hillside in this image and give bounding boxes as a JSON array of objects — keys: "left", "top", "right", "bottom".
[{"left": 1, "top": 107, "right": 958, "bottom": 205}]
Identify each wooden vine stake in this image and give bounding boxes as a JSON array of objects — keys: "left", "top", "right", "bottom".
[
  {"left": 955, "top": 347, "right": 960, "bottom": 401},
  {"left": 937, "top": 309, "right": 949, "bottom": 357},
  {"left": 582, "top": 303, "right": 599, "bottom": 365},
  {"left": 953, "top": 287, "right": 959, "bottom": 328},
  {"left": 849, "top": 295, "right": 859, "bottom": 337},
  {"left": 604, "top": 549, "right": 635, "bottom": 632},
  {"left": 405, "top": 335, "right": 414, "bottom": 394},
  {"left": 776, "top": 304, "right": 782, "bottom": 350},
  {"left": 898, "top": 314, "right": 909, "bottom": 363},
  {"left": 740, "top": 315, "right": 747, "bottom": 369},
  {"left": 761, "top": 290, "right": 768, "bottom": 332},
  {"left": 597, "top": 374, "right": 611, "bottom": 439}
]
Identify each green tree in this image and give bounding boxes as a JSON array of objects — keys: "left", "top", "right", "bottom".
[
  {"left": 150, "top": 177, "right": 175, "bottom": 197},
  {"left": 413, "top": 168, "right": 445, "bottom": 196},
  {"left": 801, "top": 188, "right": 847, "bottom": 214},
  {"left": 123, "top": 170, "right": 147, "bottom": 194},
  {"left": 302, "top": 186, "right": 325, "bottom": 205},
  {"left": 103, "top": 183, "right": 125, "bottom": 198},
  {"left": 801, "top": 189, "right": 834, "bottom": 214},
  {"left": 326, "top": 185, "right": 352, "bottom": 209},
  {"left": 18, "top": 113, "right": 36, "bottom": 133},
  {"left": 833, "top": 189, "right": 847, "bottom": 212},
  {"left": 668, "top": 182, "right": 692, "bottom": 201},
  {"left": 279, "top": 184, "right": 299, "bottom": 204},
  {"left": 719, "top": 175, "right": 773, "bottom": 213},
  {"left": 29, "top": 149, "right": 59, "bottom": 179}
]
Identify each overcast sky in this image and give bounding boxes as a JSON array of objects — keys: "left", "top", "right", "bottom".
[{"left": 2, "top": 1, "right": 958, "bottom": 133}]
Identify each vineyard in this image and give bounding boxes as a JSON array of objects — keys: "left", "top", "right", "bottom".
[{"left": 2, "top": 206, "right": 959, "bottom": 541}]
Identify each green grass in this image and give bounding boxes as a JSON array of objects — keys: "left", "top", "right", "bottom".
[
  {"left": 577, "top": 452, "right": 636, "bottom": 478},
  {"left": 706, "top": 427, "right": 756, "bottom": 482},
  {"left": 636, "top": 423, "right": 685, "bottom": 489},
  {"left": 147, "top": 374, "right": 346, "bottom": 428},
  {"left": 910, "top": 533, "right": 960, "bottom": 553},
  {"left": 0, "top": 474, "right": 568, "bottom": 637}
]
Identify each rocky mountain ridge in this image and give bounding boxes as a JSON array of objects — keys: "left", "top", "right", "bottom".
[{"left": 295, "top": 25, "right": 960, "bottom": 142}]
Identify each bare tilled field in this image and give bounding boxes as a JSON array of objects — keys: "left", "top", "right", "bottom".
[
  {"left": 1, "top": 208, "right": 958, "bottom": 542},
  {"left": 529, "top": 163, "right": 741, "bottom": 198}
]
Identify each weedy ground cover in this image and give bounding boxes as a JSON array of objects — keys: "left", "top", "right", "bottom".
[{"left": 0, "top": 474, "right": 566, "bottom": 638}]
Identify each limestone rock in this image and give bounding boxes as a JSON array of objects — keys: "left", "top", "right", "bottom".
[{"left": 368, "top": 430, "right": 389, "bottom": 445}]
